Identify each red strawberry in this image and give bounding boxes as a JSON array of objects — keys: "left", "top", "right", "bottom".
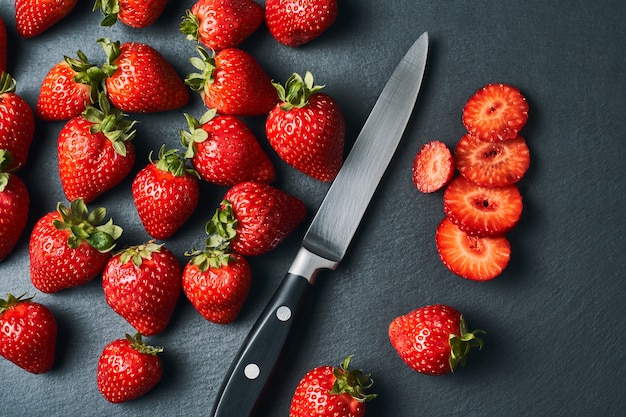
[
  {"left": 266, "top": 0, "right": 338, "bottom": 47},
  {"left": 183, "top": 245, "right": 251, "bottom": 324},
  {"left": 0, "top": 294, "right": 57, "bottom": 374},
  {"left": 180, "top": 0, "right": 264, "bottom": 51},
  {"left": 180, "top": 110, "right": 276, "bottom": 186},
  {"left": 435, "top": 217, "right": 511, "bottom": 281},
  {"left": 0, "top": 15, "right": 7, "bottom": 73},
  {"left": 36, "top": 50, "right": 107, "bottom": 122},
  {"left": 15, "top": 0, "right": 78, "bottom": 38},
  {"left": 443, "top": 175, "right": 523, "bottom": 237},
  {"left": 462, "top": 83, "right": 529, "bottom": 142},
  {"left": 97, "top": 333, "right": 163, "bottom": 403},
  {"left": 99, "top": 38, "right": 189, "bottom": 113},
  {"left": 0, "top": 72, "right": 35, "bottom": 171},
  {"left": 455, "top": 133, "right": 530, "bottom": 188},
  {"left": 220, "top": 181, "right": 306, "bottom": 256},
  {"left": 102, "top": 242, "right": 182, "bottom": 336},
  {"left": 58, "top": 93, "right": 137, "bottom": 203},
  {"left": 412, "top": 140, "right": 455, "bottom": 193},
  {"left": 289, "top": 356, "right": 376, "bottom": 417},
  {"left": 93, "top": 0, "right": 169, "bottom": 28},
  {"left": 185, "top": 46, "right": 278, "bottom": 116},
  {"left": 0, "top": 151, "right": 29, "bottom": 261},
  {"left": 132, "top": 146, "right": 200, "bottom": 240},
  {"left": 388, "top": 304, "right": 484, "bottom": 376},
  {"left": 266, "top": 71, "right": 345, "bottom": 182},
  {"left": 29, "top": 198, "right": 123, "bottom": 293}
]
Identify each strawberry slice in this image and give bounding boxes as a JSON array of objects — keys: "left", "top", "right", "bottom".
[
  {"left": 454, "top": 134, "right": 530, "bottom": 187},
  {"left": 443, "top": 176, "right": 523, "bottom": 236},
  {"left": 462, "top": 83, "right": 528, "bottom": 142},
  {"left": 435, "top": 217, "right": 511, "bottom": 281},
  {"left": 412, "top": 141, "right": 455, "bottom": 193}
]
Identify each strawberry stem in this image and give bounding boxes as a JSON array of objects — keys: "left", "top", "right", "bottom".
[
  {"left": 330, "top": 356, "right": 377, "bottom": 403},
  {"left": 83, "top": 92, "right": 137, "bottom": 156},
  {"left": 126, "top": 333, "right": 163, "bottom": 356},
  {"left": 0, "top": 293, "right": 32, "bottom": 315},
  {"left": 448, "top": 315, "right": 485, "bottom": 371},
  {"left": 179, "top": 10, "right": 201, "bottom": 42},
  {"left": 273, "top": 71, "right": 325, "bottom": 111},
  {"left": 185, "top": 46, "right": 216, "bottom": 93},
  {"left": 0, "top": 72, "right": 17, "bottom": 95}
]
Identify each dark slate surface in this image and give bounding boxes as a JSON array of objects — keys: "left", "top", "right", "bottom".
[{"left": 1, "top": 1, "right": 625, "bottom": 416}]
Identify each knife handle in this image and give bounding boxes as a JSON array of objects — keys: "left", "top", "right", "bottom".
[{"left": 210, "top": 247, "right": 338, "bottom": 417}]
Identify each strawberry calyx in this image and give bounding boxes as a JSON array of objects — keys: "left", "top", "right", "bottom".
[
  {"left": 53, "top": 198, "right": 123, "bottom": 253},
  {"left": 185, "top": 46, "right": 219, "bottom": 93},
  {"left": 448, "top": 315, "right": 485, "bottom": 371},
  {"left": 93, "top": 0, "right": 122, "bottom": 27},
  {"left": 64, "top": 49, "right": 107, "bottom": 104},
  {"left": 179, "top": 10, "right": 201, "bottom": 42},
  {"left": 97, "top": 38, "right": 123, "bottom": 76},
  {"left": 273, "top": 71, "right": 324, "bottom": 111},
  {"left": 151, "top": 145, "right": 199, "bottom": 178},
  {"left": 0, "top": 71, "right": 17, "bottom": 95},
  {"left": 126, "top": 333, "right": 163, "bottom": 356},
  {"left": 0, "top": 293, "right": 33, "bottom": 315},
  {"left": 330, "top": 356, "right": 377, "bottom": 403},
  {"left": 180, "top": 110, "right": 216, "bottom": 159},
  {"left": 117, "top": 241, "right": 164, "bottom": 267},
  {"left": 0, "top": 150, "right": 15, "bottom": 191},
  {"left": 83, "top": 92, "right": 137, "bottom": 157}
]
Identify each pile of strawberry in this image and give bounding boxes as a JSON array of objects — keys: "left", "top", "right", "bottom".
[{"left": 412, "top": 83, "right": 530, "bottom": 281}]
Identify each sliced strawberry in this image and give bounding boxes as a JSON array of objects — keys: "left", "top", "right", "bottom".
[
  {"left": 412, "top": 140, "right": 455, "bottom": 193},
  {"left": 443, "top": 176, "right": 523, "bottom": 236},
  {"left": 454, "top": 134, "right": 530, "bottom": 187},
  {"left": 435, "top": 217, "right": 511, "bottom": 281},
  {"left": 462, "top": 83, "right": 528, "bottom": 142}
]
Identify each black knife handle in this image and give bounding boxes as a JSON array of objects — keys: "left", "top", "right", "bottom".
[{"left": 209, "top": 272, "right": 311, "bottom": 417}]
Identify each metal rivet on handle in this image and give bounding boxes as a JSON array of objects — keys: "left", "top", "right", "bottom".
[
  {"left": 244, "top": 363, "right": 260, "bottom": 380},
  {"left": 276, "top": 306, "right": 292, "bottom": 322}
]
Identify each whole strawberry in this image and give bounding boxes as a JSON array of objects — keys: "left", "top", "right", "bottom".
[
  {"left": 93, "top": 0, "right": 169, "bottom": 28},
  {"left": 97, "top": 333, "right": 163, "bottom": 403},
  {"left": 0, "top": 294, "right": 57, "bottom": 374},
  {"left": 0, "top": 72, "right": 35, "bottom": 171},
  {"left": 221, "top": 182, "right": 306, "bottom": 256},
  {"left": 183, "top": 217, "right": 252, "bottom": 324},
  {"left": 180, "top": 0, "right": 264, "bottom": 51},
  {"left": 266, "top": 0, "right": 338, "bottom": 47},
  {"left": 185, "top": 46, "right": 278, "bottom": 116},
  {"left": 0, "top": 151, "right": 30, "bottom": 261},
  {"left": 388, "top": 304, "right": 484, "bottom": 376},
  {"left": 132, "top": 146, "right": 200, "bottom": 240},
  {"left": 266, "top": 71, "right": 345, "bottom": 182},
  {"left": 289, "top": 356, "right": 376, "bottom": 417},
  {"left": 30, "top": 199, "right": 123, "bottom": 293},
  {"left": 99, "top": 38, "right": 189, "bottom": 113},
  {"left": 102, "top": 242, "right": 182, "bottom": 336},
  {"left": 15, "top": 0, "right": 78, "bottom": 38},
  {"left": 0, "top": 15, "right": 7, "bottom": 73},
  {"left": 36, "top": 50, "right": 106, "bottom": 121},
  {"left": 58, "top": 93, "right": 137, "bottom": 203},
  {"left": 180, "top": 110, "right": 275, "bottom": 186}
]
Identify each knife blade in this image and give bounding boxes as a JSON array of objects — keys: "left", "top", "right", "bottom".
[{"left": 210, "top": 31, "right": 429, "bottom": 417}]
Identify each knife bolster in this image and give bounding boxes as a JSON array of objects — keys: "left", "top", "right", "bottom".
[{"left": 288, "top": 247, "right": 339, "bottom": 284}]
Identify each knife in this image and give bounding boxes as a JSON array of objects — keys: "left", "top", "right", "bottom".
[{"left": 210, "top": 31, "right": 429, "bottom": 417}]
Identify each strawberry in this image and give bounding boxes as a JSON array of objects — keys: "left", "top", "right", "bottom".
[
  {"left": 0, "top": 15, "right": 7, "bottom": 73},
  {"left": 180, "top": 0, "right": 264, "bottom": 51},
  {"left": 99, "top": 38, "right": 189, "bottom": 113},
  {"left": 289, "top": 356, "right": 376, "bottom": 417},
  {"left": 36, "top": 50, "right": 106, "bottom": 121},
  {"left": 220, "top": 181, "right": 306, "bottom": 256},
  {"left": 93, "top": 0, "right": 169, "bottom": 28},
  {"left": 183, "top": 232, "right": 252, "bottom": 324},
  {"left": 0, "top": 72, "right": 35, "bottom": 171},
  {"left": 0, "top": 151, "right": 29, "bottom": 261},
  {"left": 15, "top": 0, "right": 78, "bottom": 38},
  {"left": 29, "top": 198, "right": 123, "bottom": 293},
  {"left": 179, "top": 110, "right": 276, "bottom": 186},
  {"left": 435, "top": 217, "right": 511, "bottom": 281},
  {"left": 266, "top": 72, "right": 345, "bottom": 182},
  {"left": 388, "top": 304, "right": 484, "bottom": 376},
  {"left": 462, "top": 83, "right": 529, "bottom": 142},
  {"left": 266, "top": 0, "right": 338, "bottom": 47},
  {"left": 185, "top": 46, "right": 278, "bottom": 116},
  {"left": 102, "top": 242, "right": 182, "bottom": 336},
  {"left": 454, "top": 133, "right": 531, "bottom": 188},
  {"left": 412, "top": 140, "right": 455, "bottom": 193},
  {"left": 58, "top": 93, "right": 137, "bottom": 203},
  {"left": 132, "top": 146, "right": 200, "bottom": 240},
  {"left": 97, "top": 333, "right": 163, "bottom": 403},
  {"left": 0, "top": 294, "right": 57, "bottom": 374},
  {"left": 443, "top": 175, "right": 523, "bottom": 237}
]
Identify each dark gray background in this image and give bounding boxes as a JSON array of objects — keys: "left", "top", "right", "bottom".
[{"left": 1, "top": 1, "right": 625, "bottom": 416}]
